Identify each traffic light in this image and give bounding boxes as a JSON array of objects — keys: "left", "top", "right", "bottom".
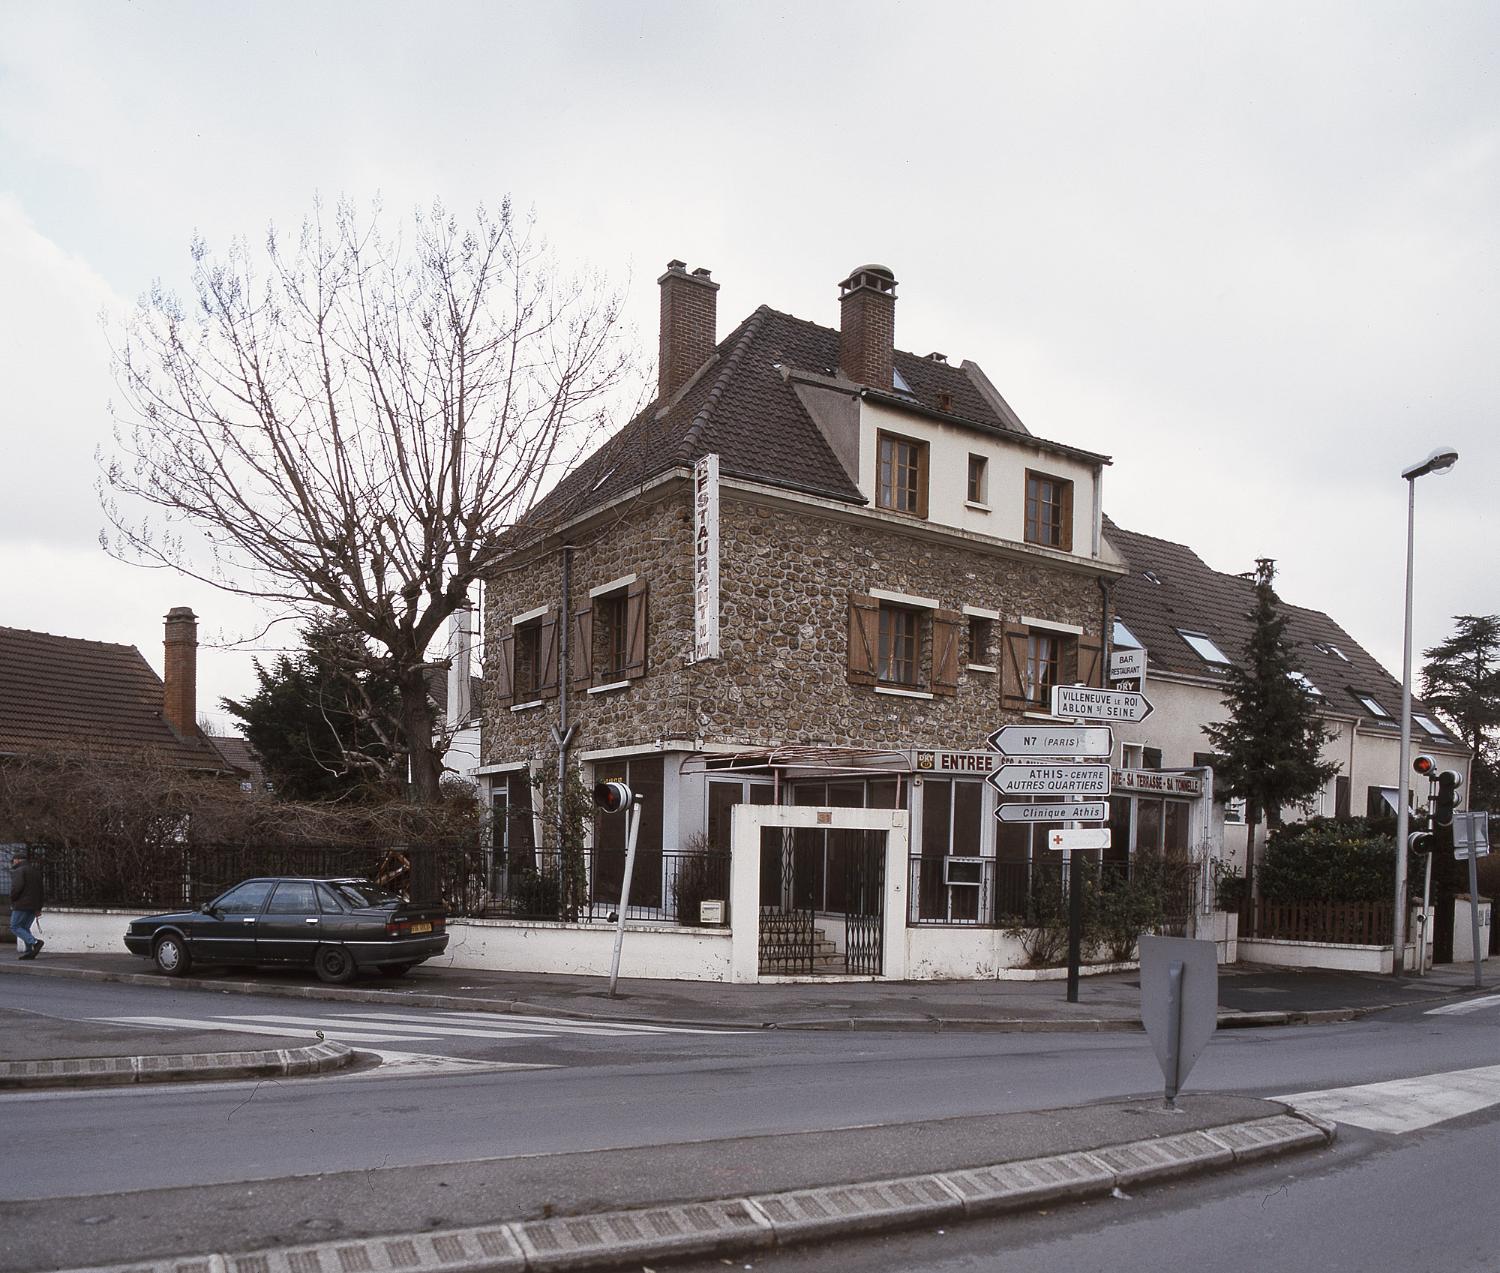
[
  {"left": 1434, "top": 770, "right": 1463, "bottom": 828},
  {"left": 593, "top": 780, "right": 634, "bottom": 813},
  {"left": 1412, "top": 754, "right": 1437, "bottom": 780}
]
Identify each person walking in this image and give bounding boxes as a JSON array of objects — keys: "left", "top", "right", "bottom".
[{"left": 9, "top": 850, "right": 44, "bottom": 959}]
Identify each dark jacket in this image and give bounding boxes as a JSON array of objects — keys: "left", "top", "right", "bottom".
[{"left": 9, "top": 863, "right": 42, "bottom": 911}]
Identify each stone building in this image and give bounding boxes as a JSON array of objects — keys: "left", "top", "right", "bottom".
[{"left": 477, "top": 260, "right": 1130, "bottom": 968}]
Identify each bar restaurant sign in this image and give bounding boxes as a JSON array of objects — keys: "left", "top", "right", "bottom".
[
  {"left": 693, "top": 453, "right": 720, "bottom": 662},
  {"left": 1112, "top": 768, "right": 1205, "bottom": 798}
]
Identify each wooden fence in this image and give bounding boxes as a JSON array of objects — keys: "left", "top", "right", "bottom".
[{"left": 1241, "top": 898, "right": 1392, "bottom": 946}]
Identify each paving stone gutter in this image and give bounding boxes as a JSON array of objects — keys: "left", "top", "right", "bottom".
[{"left": 52, "top": 1107, "right": 1335, "bottom": 1273}]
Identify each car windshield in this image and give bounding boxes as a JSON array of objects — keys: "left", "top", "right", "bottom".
[{"left": 333, "top": 881, "right": 404, "bottom": 909}]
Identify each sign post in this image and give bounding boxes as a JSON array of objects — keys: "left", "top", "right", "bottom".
[
  {"left": 1051, "top": 685, "right": 1154, "bottom": 723},
  {"left": 1454, "top": 811, "right": 1491, "bottom": 990}
]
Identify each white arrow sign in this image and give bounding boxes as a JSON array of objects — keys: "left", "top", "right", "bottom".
[
  {"left": 1043, "top": 827, "right": 1112, "bottom": 851},
  {"left": 986, "top": 724, "right": 1113, "bottom": 758},
  {"left": 996, "top": 800, "right": 1110, "bottom": 824},
  {"left": 986, "top": 764, "right": 1112, "bottom": 797},
  {"left": 1051, "top": 685, "right": 1154, "bottom": 723}
]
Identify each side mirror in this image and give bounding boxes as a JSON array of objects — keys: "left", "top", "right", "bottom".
[{"left": 200, "top": 902, "right": 216, "bottom": 915}]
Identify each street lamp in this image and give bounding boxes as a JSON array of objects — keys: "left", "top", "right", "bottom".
[{"left": 1392, "top": 446, "right": 1458, "bottom": 976}]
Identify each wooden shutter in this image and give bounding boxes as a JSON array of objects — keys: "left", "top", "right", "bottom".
[
  {"left": 537, "top": 611, "right": 559, "bottom": 699},
  {"left": 1000, "top": 623, "right": 1030, "bottom": 711},
  {"left": 848, "top": 594, "right": 880, "bottom": 685},
  {"left": 495, "top": 632, "right": 515, "bottom": 708},
  {"left": 571, "top": 606, "right": 593, "bottom": 689},
  {"left": 623, "top": 580, "right": 649, "bottom": 679},
  {"left": 932, "top": 609, "right": 961, "bottom": 696},
  {"left": 1076, "top": 632, "right": 1103, "bottom": 687}
]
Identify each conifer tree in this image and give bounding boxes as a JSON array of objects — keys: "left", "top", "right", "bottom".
[
  {"left": 1421, "top": 614, "right": 1500, "bottom": 810},
  {"left": 1203, "top": 559, "right": 1339, "bottom": 863}
]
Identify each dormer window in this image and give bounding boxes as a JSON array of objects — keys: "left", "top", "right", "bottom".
[
  {"left": 892, "top": 367, "right": 915, "bottom": 395},
  {"left": 1178, "top": 630, "right": 1231, "bottom": 666},
  {"left": 1113, "top": 620, "right": 1143, "bottom": 649}
]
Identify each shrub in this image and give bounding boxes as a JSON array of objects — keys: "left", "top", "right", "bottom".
[
  {"left": 1258, "top": 817, "right": 1395, "bottom": 904},
  {"left": 1095, "top": 866, "right": 1166, "bottom": 961},
  {"left": 511, "top": 869, "right": 561, "bottom": 919}
]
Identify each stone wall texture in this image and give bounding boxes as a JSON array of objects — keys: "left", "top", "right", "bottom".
[{"left": 483, "top": 482, "right": 1109, "bottom": 768}]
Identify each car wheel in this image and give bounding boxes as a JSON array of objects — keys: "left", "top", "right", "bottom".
[
  {"left": 153, "top": 933, "right": 192, "bottom": 977},
  {"left": 377, "top": 962, "right": 417, "bottom": 979},
  {"left": 314, "top": 945, "right": 358, "bottom": 985}
]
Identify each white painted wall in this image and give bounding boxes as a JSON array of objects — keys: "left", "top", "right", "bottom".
[
  {"left": 858, "top": 400, "right": 1101, "bottom": 554},
  {"left": 444, "top": 918, "right": 732, "bottom": 981}
]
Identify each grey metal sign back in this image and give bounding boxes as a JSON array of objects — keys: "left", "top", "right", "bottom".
[{"left": 1139, "top": 935, "right": 1219, "bottom": 1106}]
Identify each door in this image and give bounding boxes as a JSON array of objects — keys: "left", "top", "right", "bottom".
[
  {"left": 191, "top": 879, "right": 274, "bottom": 962},
  {"left": 255, "top": 880, "right": 322, "bottom": 962}
]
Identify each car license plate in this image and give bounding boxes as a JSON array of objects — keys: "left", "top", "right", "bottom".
[{"left": 409, "top": 921, "right": 432, "bottom": 934}]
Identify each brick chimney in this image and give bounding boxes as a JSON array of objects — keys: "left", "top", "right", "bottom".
[
  {"left": 163, "top": 606, "right": 198, "bottom": 738},
  {"left": 658, "top": 259, "right": 719, "bottom": 401},
  {"left": 838, "top": 264, "right": 898, "bottom": 389}
]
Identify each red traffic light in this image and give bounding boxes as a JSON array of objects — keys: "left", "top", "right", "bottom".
[
  {"left": 1412, "top": 754, "right": 1437, "bottom": 778},
  {"left": 593, "top": 781, "right": 634, "bottom": 813}
]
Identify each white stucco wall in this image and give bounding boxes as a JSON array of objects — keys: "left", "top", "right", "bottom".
[
  {"left": 858, "top": 400, "right": 1101, "bottom": 553},
  {"left": 444, "top": 918, "right": 733, "bottom": 980}
]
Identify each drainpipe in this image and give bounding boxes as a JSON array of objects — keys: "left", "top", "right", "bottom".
[{"left": 553, "top": 544, "right": 577, "bottom": 848}]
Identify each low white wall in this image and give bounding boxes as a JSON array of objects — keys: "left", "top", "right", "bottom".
[
  {"left": 1194, "top": 910, "right": 1239, "bottom": 965},
  {"left": 902, "top": 926, "right": 1035, "bottom": 979},
  {"left": 18, "top": 909, "right": 735, "bottom": 983},
  {"left": 14, "top": 908, "right": 136, "bottom": 957},
  {"left": 444, "top": 918, "right": 732, "bottom": 981},
  {"left": 1238, "top": 936, "right": 1421, "bottom": 975}
]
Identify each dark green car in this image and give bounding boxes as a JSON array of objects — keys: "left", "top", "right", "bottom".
[{"left": 124, "top": 877, "right": 448, "bottom": 984}]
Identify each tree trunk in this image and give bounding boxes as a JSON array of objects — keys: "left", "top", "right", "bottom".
[{"left": 398, "top": 672, "right": 442, "bottom": 904}]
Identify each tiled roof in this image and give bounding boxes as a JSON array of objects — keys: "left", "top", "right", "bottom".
[
  {"left": 0, "top": 625, "right": 238, "bottom": 770},
  {"left": 525, "top": 306, "right": 1057, "bottom": 534},
  {"left": 1102, "top": 518, "right": 1456, "bottom": 742},
  {"left": 210, "top": 734, "right": 264, "bottom": 787}
]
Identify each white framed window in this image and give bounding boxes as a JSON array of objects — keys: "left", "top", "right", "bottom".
[
  {"left": 1355, "top": 693, "right": 1390, "bottom": 719},
  {"left": 1178, "top": 629, "right": 1231, "bottom": 666},
  {"left": 1413, "top": 713, "right": 1447, "bottom": 738},
  {"left": 1224, "top": 797, "right": 1247, "bottom": 825}
]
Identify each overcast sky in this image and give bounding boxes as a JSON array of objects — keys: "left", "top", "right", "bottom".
[{"left": 1, "top": 0, "right": 1495, "bottom": 734}]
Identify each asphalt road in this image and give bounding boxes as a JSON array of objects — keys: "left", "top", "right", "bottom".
[{"left": 2, "top": 978, "right": 1498, "bottom": 1271}]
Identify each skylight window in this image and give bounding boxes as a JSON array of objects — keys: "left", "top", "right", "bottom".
[
  {"left": 1414, "top": 713, "right": 1447, "bottom": 738},
  {"left": 1113, "top": 620, "right": 1143, "bottom": 649},
  {"left": 892, "top": 367, "right": 914, "bottom": 394},
  {"left": 1355, "top": 693, "right": 1391, "bottom": 719},
  {"left": 1178, "top": 630, "right": 1231, "bottom": 665},
  {"left": 1289, "top": 671, "right": 1322, "bottom": 696},
  {"left": 1315, "top": 641, "right": 1351, "bottom": 662}
]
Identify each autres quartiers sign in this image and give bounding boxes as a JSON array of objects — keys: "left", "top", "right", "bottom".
[{"left": 693, "top": 454, "right": 720, "bottom": 662}]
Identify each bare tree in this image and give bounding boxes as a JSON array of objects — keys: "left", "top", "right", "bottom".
[{"left": 102, "top": 198, "right": 637, "bottom": 800}]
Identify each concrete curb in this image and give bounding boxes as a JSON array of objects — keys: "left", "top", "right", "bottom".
[
  {"left": 49, "top": 1109, "right": 1335, "bottom": 1273},
  {"left": 0, "top": 1039, "right": 355, "bottom": 1090},
  {"left": 0, "top": 959, "right": 1464, "bottom": 1035}
]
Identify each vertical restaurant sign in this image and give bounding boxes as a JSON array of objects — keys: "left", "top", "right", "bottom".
[{"left": 693, "top": 453, "right": 720, "bottom": 661}]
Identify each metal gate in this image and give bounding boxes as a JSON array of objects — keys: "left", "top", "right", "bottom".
[{"left": 756, "top": 823, "right": 886, "bottom": 976}]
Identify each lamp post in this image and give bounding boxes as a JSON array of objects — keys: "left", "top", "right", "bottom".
[{"left": 1392, "top": 446, "right": 1459, "bottom": 977}]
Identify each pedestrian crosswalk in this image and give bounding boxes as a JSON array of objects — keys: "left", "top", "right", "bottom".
[
  {"left": 1277, "top": 1063, "right": 1500, "bottom": 1134},
  {"left": 92, "top": 1007, "right": 738, "bottom": 1048},
  {"left": 1424, "top": 993, "right": 1500, "bottom": 1017}
]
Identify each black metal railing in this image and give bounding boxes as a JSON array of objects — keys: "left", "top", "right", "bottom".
[
  {"left": 907, "top": 856, "right": 1201, "bottom": 930},
  {"left": 22, "top": 841, "right": 490, "bottom": 916},
  {"left": 486, "top": 847, "right": 732, "bottom": 926}
]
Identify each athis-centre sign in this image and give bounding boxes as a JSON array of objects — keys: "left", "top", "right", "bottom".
[{"left": 986, "top": 764, "right": 1112, "bottom": 797}]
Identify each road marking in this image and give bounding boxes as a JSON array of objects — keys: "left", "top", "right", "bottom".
[
  {"left": 93, "top": 1015, "right": 438, "bottom": 1043},
  {"left": 349, "top": 1010, "right": 739, "bottom": 1036},
  {"left": 1279, "top": 1063, "right": 1500, "bottom": 1134},
  {"left": 349, "top": 1048, "right": 556, "bottom": 1078},
  {"left": 1425, "top": 994, "right": 1500, "bottom": 1017},
  {"left": 213, "top": 1013, "right": 546, "bottom": 1041}
]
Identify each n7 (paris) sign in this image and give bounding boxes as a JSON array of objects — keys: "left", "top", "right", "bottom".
[
  {"left": 1051, "top": 684, "right": 1154, "bottom": 723},
  {"left": 986, "top": 724, "right": 1112, "bottom": 758}
]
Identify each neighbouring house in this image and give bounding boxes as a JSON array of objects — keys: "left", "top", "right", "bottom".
[
  {"left": 477, "top": 259, "right": 1144, "bottom": 980},
  {"left": 0, "top": 607, "right": 247, "bottom": 781},
  {"left": 1101, "top": 517, "right": 1472, "bottom": 879},
  {"left": 430, "top": 603, "right": 483, "bottom": 785}
]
